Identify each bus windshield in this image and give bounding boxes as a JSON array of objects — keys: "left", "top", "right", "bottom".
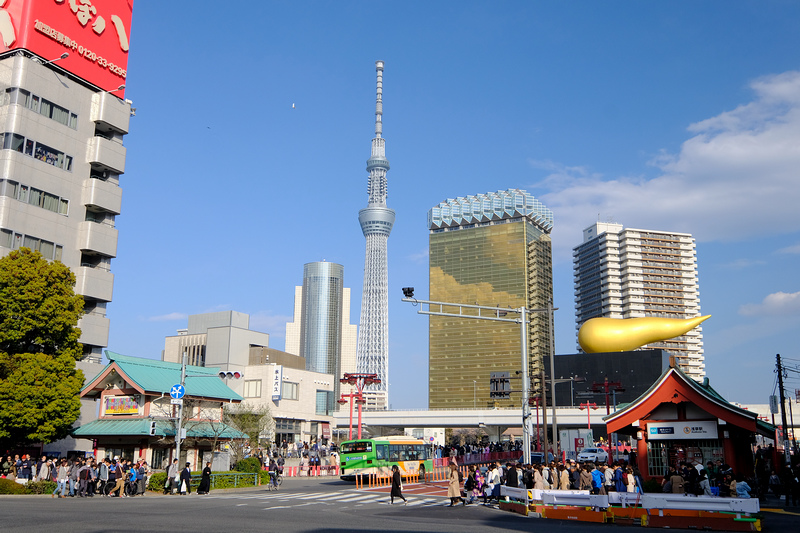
[{"left": 341, "top": 441, "right": 372, "bottom": 454}]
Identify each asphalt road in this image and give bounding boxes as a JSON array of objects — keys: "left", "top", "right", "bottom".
[{"left": 1, "top": 477, "right": 798, "bottom": 533}]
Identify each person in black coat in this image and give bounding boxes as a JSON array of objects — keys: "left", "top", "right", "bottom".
[
  {"left": 179, "top": 463, "right": 192, "bottom": 495},
  {"left": 197, "top": 462, "right": 211, "bottom": 495},
  {"left": 390, "top": 465, "right": 406, "bottom": 504}
]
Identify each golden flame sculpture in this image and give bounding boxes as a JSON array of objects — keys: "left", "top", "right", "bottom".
[{"left": 578, "top": 315, "right": 711, "bottom": 353}]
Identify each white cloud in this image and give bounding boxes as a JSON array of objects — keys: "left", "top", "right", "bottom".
[
  {"left": 739, "top": 290, "right": 800, "bottom": 317},
  {"left": 146, "top": 312, "right": 187, "bottom": 322},
  {"left": 719, "top": 258, "right": 766, "bottom": 270},
  {"left": 249, "top": 312, "right": 292, "bottom": 337},
  {"left": 408, "top": 248, "right": 429, "bottom": 263},
  {"left": 777, "top": 243, "right": 800, "bottom": 255},
  {"left": 535, "top": 70, "right": 800, "bottom": 264}
]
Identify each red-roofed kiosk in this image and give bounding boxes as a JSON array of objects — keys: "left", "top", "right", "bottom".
[{"left": 604, "top": 363, "right": 775, "bottom": 481}]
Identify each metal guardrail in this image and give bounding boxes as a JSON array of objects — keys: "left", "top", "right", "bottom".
[{"left": 501, "top": 486, "right": 760, "bottom": 516}]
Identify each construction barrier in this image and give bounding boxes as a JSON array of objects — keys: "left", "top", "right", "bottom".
[{"left": 263, "top": 465, "right": 341, "bottom": 477}]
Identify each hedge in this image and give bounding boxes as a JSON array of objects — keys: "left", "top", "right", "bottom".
[
  {"left": 234, "top": 457, "right": 262, "bottom": 473},
  {"left": 0, "top": 478, "right": 57, "bottom": 495},
  {"left": 146, "top": 470, "right": 269, "bottom": 492}
]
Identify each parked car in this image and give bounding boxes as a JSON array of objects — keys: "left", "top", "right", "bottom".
[{"left": 577, "top": 447, "right": 609, "bottom": 463}]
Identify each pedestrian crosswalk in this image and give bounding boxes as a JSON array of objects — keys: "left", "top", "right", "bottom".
[{"left": 202, "top": 490, "right": 444, "bottom": 509}]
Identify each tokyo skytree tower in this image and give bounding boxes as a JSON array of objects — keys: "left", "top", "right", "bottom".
[{"left": 356, "top": 60, "right": 395, "bottom": 409}]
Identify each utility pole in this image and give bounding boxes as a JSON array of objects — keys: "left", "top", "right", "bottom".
[
  {"left": 777, "top": 354, "right": 791, "bottom": 467},
  {"left": 175, "top": 350, "right": 187, "bottom": 465},
  {"left": 547, "top": 298, "right": 559, "bottom": 460},
  {"left": 401, "top": 293, "right": 556, "bottom": 465}
]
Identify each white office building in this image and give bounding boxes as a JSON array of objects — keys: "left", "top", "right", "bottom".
[
  {"left": 573, "top": 222, "right": 704, "bottom": 380},
  {"left": 0, "top": 53, "right": 131, "bottom": 362}
]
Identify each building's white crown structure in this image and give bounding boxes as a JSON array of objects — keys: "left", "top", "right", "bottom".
[{"left": 355, "top": 61, "right": 394, "bottom": 409}]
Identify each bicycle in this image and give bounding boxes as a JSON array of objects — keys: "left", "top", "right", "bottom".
[
  {"left": 124, "top": 480, "right": 138, "bottom": 497},
  {"left": 102, "top": 480, "right": 115, "bottom": 497},
  {"left": 267, "top": 471, "right": 282, "bottom": 490}
]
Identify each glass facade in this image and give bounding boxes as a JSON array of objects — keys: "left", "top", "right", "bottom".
[
  {"left": 428, "top": 211, "right": 553, "bottom": 409},
  {"left": 300, "top": 262, "right": 344, "bottom": 412}
]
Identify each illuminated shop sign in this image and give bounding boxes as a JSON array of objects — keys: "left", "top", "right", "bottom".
[{"left": 0, "top": 0, "right": 133, "bottom": 95}]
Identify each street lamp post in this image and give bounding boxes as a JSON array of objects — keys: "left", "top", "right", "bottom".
[
  {"left": 338, "top": 373, "right": 380, "bottom": 440},
  {"left": 473, "top": 380, "right": 477, "bottom": 409},
  {"left": 401, "top": 290, "right": 556, "bottom": 466}
]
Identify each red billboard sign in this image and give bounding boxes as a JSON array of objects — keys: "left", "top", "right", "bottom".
[{"left": 0, "top": 0, "right": 133, "bottom": 95}]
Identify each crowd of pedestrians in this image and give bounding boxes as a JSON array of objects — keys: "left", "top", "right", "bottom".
[{"left": 1, "top": 454, "right": 150, "bottom": 498}]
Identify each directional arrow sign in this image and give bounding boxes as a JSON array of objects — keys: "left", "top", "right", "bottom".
[{"left": 170, "top": 384, "right": 186, "bottom": 399}]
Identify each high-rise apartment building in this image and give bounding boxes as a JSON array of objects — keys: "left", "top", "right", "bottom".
[
  {"left": 355, "top": 61, "right": 394, "bottom": 410},
  {"left": 0, "top": 3, "right": 134, "bottom": 362},
  {"left": 573, "top": 222, "right": 704, "bottom": 380},
  {"left": 285, "top": 261, "right": 358, "bottom": 411},
  {"left": 427, "top": 189, "right": 554, "bottom": 409}
]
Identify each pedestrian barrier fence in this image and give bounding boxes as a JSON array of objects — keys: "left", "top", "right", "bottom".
[
  {"left": 353, "top": 471, "right": 422, "bottom": 489},
  {"left": 639, "top": 493, "right": 760, "bottom": 515},
  {"left": 265, "top": 465, "right": 340, "bottom": 477},
  {"left": 500, "top": 486, "right": 760, "bottom": 517},
  {"left": 540, "top": 491, "right": 607, "bottom": 508},
  {"left": 433, "top": 450, "right": 523, "bottom": 468},
  {"left": 607, "top": 491, "right": 644, "bottom": 507}
]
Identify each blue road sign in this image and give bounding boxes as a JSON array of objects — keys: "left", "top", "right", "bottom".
[{"left": 170, "top": 384, "right": 186, "bottom": 399}]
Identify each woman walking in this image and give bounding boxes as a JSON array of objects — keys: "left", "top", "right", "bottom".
[
  {"left": 197, "top": 462, "right": 212, "bottom": 495},
  {"left": 390, "top": 465, "right": 407, "bottom": 505},
  {"left": 447, "top": 464, "right": 463, "bottom": 506}
]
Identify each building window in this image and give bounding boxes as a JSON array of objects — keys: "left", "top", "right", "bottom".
[
  {"left": 3, "top": 87, "right": 78, "bottom": 129},
  {"left": 315, "top": 391, "right": 331, "bottom": 416},
  {"left": 282, "top": 382, "right": 299, "bottom": 401},
  {"left": 0, "top": 228, "right": 63, "bottom": 260},
  {"left": 0, "top": 132, "right": 73, "bottom": 171},
  {"left": 243, "top": 379, "right": 262, "bottom": 398},
  {"left": 1, "top": 179, "right": 69, "bottom": 215}
]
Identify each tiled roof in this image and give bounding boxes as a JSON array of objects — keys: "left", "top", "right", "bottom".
[
  {"left": 80, "top": 351, "right": 242, "bottom": 402},
  {"left": 72, "top": 418, "right": 247, "bottom": 439}
]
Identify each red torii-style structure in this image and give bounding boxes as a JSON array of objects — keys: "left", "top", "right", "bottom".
[{"left": 337, "top": 373, "right": 381, "bottom": 440}]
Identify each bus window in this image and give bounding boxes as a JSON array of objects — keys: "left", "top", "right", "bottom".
[
  {"left": 341, "top": 441, "right": 372, "bottom": 454},
  {"left": 376, "top": 445, "right": 387, "bottom": 460}
]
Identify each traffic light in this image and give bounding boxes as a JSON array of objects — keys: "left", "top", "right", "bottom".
[
  {"left": 218, "top": 371, "right": 243, "bottom": 379},
  {"left": 149, "top": 420, "right": 157, "bottom": 436},
  {"left": 490, "top": 372, "right": 511, "bottom": 399}
]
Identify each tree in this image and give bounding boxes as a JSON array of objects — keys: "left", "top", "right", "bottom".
[
  {"left": 223, "top": 403, "right": 274, "bottom": 463},
  {"left": 0, "top": 248, "right": 85, "bottom": 447}
]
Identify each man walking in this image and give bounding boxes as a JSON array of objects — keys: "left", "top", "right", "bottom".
[{"left": 166, "top": 459, "right": 179, "bottom": 494}]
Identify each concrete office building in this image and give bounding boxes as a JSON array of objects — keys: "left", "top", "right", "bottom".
[
  {"left": 285, "top": 261, "right": 358, "bottom": 412},
  {"left": 0, "top": 3, "right": 134, "bottom": 362},
  {"left": 427, "top": 189, "right": 554, "bottom": 409},
  {"left": 163, "top": 311, "right": 337, "bottom": 445},
  {"left": 573, "top": 222, "right": 704, "bottom": 380}
]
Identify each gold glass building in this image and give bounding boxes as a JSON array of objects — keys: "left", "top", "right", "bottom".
[{"left": 427, "top": 189, "right": 554, "bottom": 409}]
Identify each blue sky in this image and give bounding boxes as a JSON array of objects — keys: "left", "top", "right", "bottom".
[{"left": 110, "top": 1, "right": 800, "bottom": 409}]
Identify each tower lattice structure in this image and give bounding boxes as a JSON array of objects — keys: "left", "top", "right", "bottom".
[{"left": 355, "top": 61, "right": 395, "bottom": 409}]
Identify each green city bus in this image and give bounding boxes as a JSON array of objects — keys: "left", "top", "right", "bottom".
[{"left": 339, "top": 436, "right": 432, "bottom": 480}]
